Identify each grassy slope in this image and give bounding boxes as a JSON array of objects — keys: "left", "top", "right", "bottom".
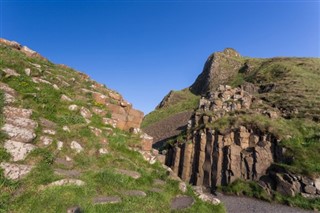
[
  {"left": 142, "top": 89, "right": 200, "bottom": 128},
  {"left": 0, "top": 44, "right": 225, "bottom": 212}
]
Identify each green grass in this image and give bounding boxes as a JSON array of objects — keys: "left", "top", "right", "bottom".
[
  {"left": 142, "top": 89, "right": 200, "bottom": 128},
  {"left": 5, "top": 133, "right": 225, "bottom": 212}
]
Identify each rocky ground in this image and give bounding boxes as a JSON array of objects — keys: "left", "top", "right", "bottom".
[{"left": 216, "top": 193, "right": 313, "bottom": 213}]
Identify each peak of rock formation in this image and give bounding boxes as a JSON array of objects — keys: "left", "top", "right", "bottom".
[{"left": 190, "top": 48, "right": 242, "bottom": 95}]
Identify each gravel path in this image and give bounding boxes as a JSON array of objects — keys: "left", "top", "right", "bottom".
[{"left": 216, "top": 193, "right": 314, "bottom": 213}]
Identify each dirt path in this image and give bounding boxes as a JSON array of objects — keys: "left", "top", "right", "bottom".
[{"left": 215, "top": 193, "right": 313, "bottom": 213}]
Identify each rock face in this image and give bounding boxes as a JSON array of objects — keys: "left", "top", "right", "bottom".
[
  {"left": 190, "top": 48, "right": 243, "bottom": 95},
  {"left": 165, "top": 85, "right": 319, "bottom": 197}
]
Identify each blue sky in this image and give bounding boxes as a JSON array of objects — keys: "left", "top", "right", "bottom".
[{"left": 1, "top": 1, "right": 319, "bottom": 114}]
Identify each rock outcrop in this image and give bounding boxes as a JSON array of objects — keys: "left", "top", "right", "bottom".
[
  {"left": 190, "top": 48, "right": 243, "bottom": 95},
  {"left": 165, "top": 85, "right": 320, "bottom": 198}
]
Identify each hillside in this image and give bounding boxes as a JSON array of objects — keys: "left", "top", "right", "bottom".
[
  {"left": 0, "top": 39, "right": 224, "bottom": 213},
  {"left": 143, "top": 48, "right": 320, "bottom": 210}
]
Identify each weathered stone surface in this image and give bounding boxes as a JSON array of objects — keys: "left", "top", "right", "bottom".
[
  {"left": 40, "top": 136, "right": 53, "bottom": 146},
  {"left": 179, "top": 181, "right": 187, "bottom": 193},
  {"left": 4, "top": 93, "right": 16, "bottom": 104},
  {"left": 43, "top": 129, "right": 56, "bottom": 135},
  {"left": 115, "top": 169, "right": 141, "bottom": 179},
  {"left": 0, "top": 82, "right": 17, "bottom": 96},
  {"left": 39, "top": 118, "right": 57, "bottom": 129},
  {"left": 153, "top": 179, "right": 166, "bottom": 186},
  {"left": 122, "top": 190, "right": 146, "bottom": 197},
  {"left": 93, "top": 196, "right": 121, "bottom": 205},
  {"left": 0, "top": 163, "right": 33, "bottom": 180},
  {"left": 140, "top": 133, "right": 153, "bottom": 151},
  {"left": 4, "top": 106, "right": 32, "bottom": 118},
  {"left": 24, "top": 68, "right": 31, "bottom": 76},
  {"left": 70, "top": 141, "right": 83, "bottom": 153},
  {"left": 98, "top": 148, "right": 108, "bottom": 155},
  {"left": 68, "top": 105, "right": 79, "bottom": 111},
  {"left": 57, "top": 141, "right": 64, "bottom": 150},
  {"left": 44, "top": 179, "right": 85, "bottom": 188},
  {"left": 108, "top": 92, "right": 122, "bottom": 101},
  {"left": 63, "top": 126, "right": 71, "bottom": 132},
  {"left": 2, "top": 68, "right": 20, "bottom": 77},
  {"left": 80, "top": 107, "right": 92, "bottom": 119},
  {"left": 304, "top": 185, "right": 317, "bottom": 195},
  {"left": 89, "top": 126, "right": 102, "bottom": 136},
  {"left": 92, "top": 92, "right": 107, "bottom": 105},
  {"left": 2, "top": 124, "right": 36, "bottom": 143},
  {"left": 4, "top": 140, "right": 36, "bottom": 161},
  {"left": 171, "top": 196, "right": 194, "bottom": 210},
  {"left": 5, "top": 117, "right": 38, "bottom": 130},
  {"left": 61, "top": 94, "right": 72, "bottom": 102},
  {"left": 275, "top": 173, "right": 297, "bottom": 196},
  {"left": 32, "top": 77, "right": 52, "bottom": 85},
  {"left": 315, "top": 178, "right": 320, "bottom": 191}
]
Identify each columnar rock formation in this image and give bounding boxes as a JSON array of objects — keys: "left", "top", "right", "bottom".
[{"left": 165, "top": 85, "right": 320, "bottom": 197}]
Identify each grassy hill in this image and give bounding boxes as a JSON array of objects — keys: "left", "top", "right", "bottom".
[{"left": 0, "top": 39, "right": 224, "bottom": 213}]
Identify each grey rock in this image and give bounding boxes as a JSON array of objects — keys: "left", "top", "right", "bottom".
[
  {"left": 149, "top": 187, "right": 163, "bottom": 193},
  {"left": 123, "top": 190, "right": 146, "bottom": 197},
  {"left": 93, "top": 196, "right": 121, "bottom": 205},
  {"left": 171, "top": 196, "right": 194, "bottom": 210},
  {"left": 304, "top": 185, "right": 317, "bottom": 195}
]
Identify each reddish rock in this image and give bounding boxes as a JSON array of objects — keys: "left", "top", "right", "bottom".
[
  {"left": 140, "top": 133, "right": 153, "bottom": 151},
  {"left": 93, "top": 92, "right": 107, "bottom": 105}
]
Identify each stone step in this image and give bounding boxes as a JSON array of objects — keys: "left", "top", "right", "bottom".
[
  {"left": 3, "top": 106, "right": 32, "bottom": 119},
  {"left": 0, "top": 162, "right": 33, "bottom": 180},
  {"left": 93, "top": 196, "right": 122, "bottom": 205},
  {"left": 114, "top": 169, "right": 141, "bottom": 179},
  {"left": 40, "top": 179, "right": 85, "bottom": 190},
  {"left": 5, "top": 116, "right": 38, "bottom": 130},
  {"left": 54, "top": 169, "right": 81, "bottom": 178},
  {"left": 1, "top": 123, "right": 36, "bottom": 143},
  {"left": 122, "top": 190, "right": 146, "bottom": 197},
  {"left": 4, "top": 140, "right": 37, "bottom": 161},
  {"left": 170, "top": 196, "right": 194, "bottom": 210}
]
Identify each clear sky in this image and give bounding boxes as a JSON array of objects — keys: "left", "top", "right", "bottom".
[{"left": 1, "top": 0, "right": 319, "bottom": 114}]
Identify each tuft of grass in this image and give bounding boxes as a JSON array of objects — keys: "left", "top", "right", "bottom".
[{"left": 220, "top": 179, "right": 270, "bottom": 201}]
